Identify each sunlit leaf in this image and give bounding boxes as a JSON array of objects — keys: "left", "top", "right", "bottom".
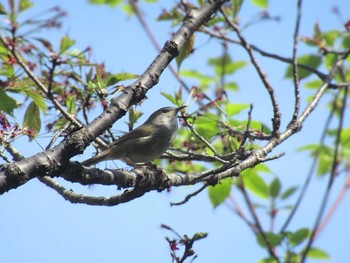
[
  {"left": 106, "top": 72, "right": 139, "bottom": 86},
  {"left": 23, "top": 101, "right": 41, "bottom": 139},
  {"left": 252, "top": 0, "right": 268, "bottom": 9},
  {"left": 60, "top": 35, "right": 76, "bottom": 54},
  {"left": 66, "top": 96, "right": 76, "bottom": 114},
  {"left": 89, "top": 0, "right": 122, "bottom": 7},
  {"left": 19, "top": 0, "right": 34, "bottom": 12},
  {"left": 304, "top": 79, "right": 323, "bottom": 89},
  {"left": 21, "top": 88, "right": 47, "bottom": 113},
  {"left": 242, "top": 166, "right": 269, "bottom": 199},
  {"left": 161, "top": 91, "right": 178, "bottom": 105},
  {"left": 305, "top": 247, "right": 330, "bottom": 260},
  {"left": 0, "top": 3, "right": 6, "bottom": 14},
  {"left": 226, "top": 103, "right": 250, "bottom": 117},
  {"left": 0, "top": 89, "right": 17, "bottom": 115},
  {"left": 208, "top": 178, "right": 233, "bottom": 208},
  {"left": 194, "top": 112, "right": 220, "bottom": 139}
]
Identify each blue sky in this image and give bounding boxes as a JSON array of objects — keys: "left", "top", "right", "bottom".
[{"left": 1, "top": 0, "right": 350, "bottom": 262}]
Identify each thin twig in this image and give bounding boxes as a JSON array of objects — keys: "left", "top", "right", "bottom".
[
  {"left": 181, "top": 113, "right": 222, "bottom": 159},
  {"left": 290, "top": 0, "right": 302, "bottom": 123},
  {"left": 220, "top": 8, "right": 281, "bottom": 135},
  {"left": 171, "top": 183, "right": 209, "bottom": 206}
]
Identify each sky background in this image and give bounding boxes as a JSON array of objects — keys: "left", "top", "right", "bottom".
[{"left": 1, "top": 0, "right": 350, "bottom": 262}]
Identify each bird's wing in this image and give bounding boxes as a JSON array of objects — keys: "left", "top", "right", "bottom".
[{"left": 111, "top": 124, "right": 155, "bottom": 146}]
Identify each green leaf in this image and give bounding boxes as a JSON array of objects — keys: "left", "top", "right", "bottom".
[
  {"left": 242, "top": 167, "right": 269, "bottom": 199},
  {"left": 257, "top": 232, "right": 282, "bottom": 248},
  {"left": 225, "top": 81, "right": 239, "bottom": 91},
  {"left": 176, "top": 35, "right": 194, "bottom": 69},
  {"left": 0, "top": 3, "right": 6, "bottom": 14},
  {"left": 208, "top": 56, "right": 247, "bottom": 76},
  {"left": 66, "top": 96, "right": 76, "bottom": 114},
  {"left": 269, "top": 177, "right": 281, "bottom": 198},
  {"left": 281, "top": 186, "right": 298, "bottom": 200},
  {"left": 19, "top": 0, "right": 34, "bottom": 12},
  {"left": 128, "top": 107, "right": 143, "bottom": 125},
  {"left": 226, "top": 103, "right": 250, "bottom": 117},
  {"left": 232, "top": 0, "right": 244, "bottom": 20},
  {"left": 285, "top": 54, "right": 322, "bottom": 79},
  {"left": 89, "top": 0, "right": 122, "bottom": 7},
  {"left": 22, "top": 89, "right": 47, "bottom": 113},
  {"left": 259, "top": 257, "right": 279, "bottom": 263},
  {"left": 208, "top": 178, "right": 233, "bottom": 208},
  {"left": 252, "top": 0, "right": 268, "bottom": 9},
  {"left": 289, "top": 228, "right": 309, "bottom": 247},
  {"left": 106, "top": 72, "right": 139, "bottom": 86},
  {"left": 0, "top": 89, "right": 17, "bottom": 115},
  {"left": 161, "top": 92, "right": 178, "bottom": 105},
  {"left": 179, "top": 70, "right": 214, "bottom": 88},
  {"left": 194, "top": 112, "right": 220, "bottom": 139},
  {"left": 23, "top": 101, "right": 41, "bottom": 139},
  {"left": 306, "top": 247, "right": 330, "bottom": 260},
  {"left": 60, "top": 35, "right": 76, "bottom": 54},
  {"left": 304, "top": 79, "right": 323, "bottom": 89},
  {"left": 322, "top": 30, "right": 341, "bottom": 46}
]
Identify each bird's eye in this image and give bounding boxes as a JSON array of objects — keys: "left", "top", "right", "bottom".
[{"left": 162, "top": 109, "right": 170, "bottom": 113}]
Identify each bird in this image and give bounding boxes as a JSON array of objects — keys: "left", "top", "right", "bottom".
[{"left": 82, "top": 105, "right": 186, "bottom": 166}]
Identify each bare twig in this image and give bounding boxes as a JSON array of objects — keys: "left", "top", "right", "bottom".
[
  {"left": 290, "top": 0, "right": 303, "bottom": 123},
  {"left": 171, "top": 183, "right": 209, "bottom": 206},
  {"left": 220, "top": 8, "right": 281, "bottom": 135}
]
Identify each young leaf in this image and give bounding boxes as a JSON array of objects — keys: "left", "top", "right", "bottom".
[
  {"left": 208, "top": 178, "right": 233, "bottom": 208},
  {"left": 66, "top": 96, "right": 76, "bottom": 114},
  {"left": 176, "top": 35, "right": 194, "bottom": 69},
  {"left": 21, "top": 89, "right": 47, "bottom": 113},
  {"left": 0, "top": 89, "right": 17, "bottom": 115},
  {"left": 289, "top": 228, "right": 309, "bottom": 247},
  {"left": 23, "top": 101, "right": 41, "bottom": 138},
  {"left": 259, "top": 257, "right": 279, "bottom": 263},
  {"left": 89, "top": 0, "right": 122, "bottom": 7},
  {"left": 281, "top": 186, "right": 298, "bottom": 200},
  {"left": 19, "top": 0, "right": 34, "bottom": 12},
  {"left": 60, "top": 35, "right": 76, "bottom": 54},
  {"left": 269, "top": 177, "right": 281, "bottom": 198},
  {"left": 232, "top": 0, "right": 244, "bottom": 20},
  {"left": 285, "top": 54, "right": 322, "bottom": 79},
  {"left": 161, "top": 92, "right": 178, "bottom": 105},
  {"left": 242, "top": 168, "right": 269, "bottom": 199},
  {"left": 257, "top": 232, "right": 282, "bottom": 248},
  {"left": 106, "top": 72, "right": 139, "bottom": 86},
  {"left": 226, "top": 103, "right": 250, "bottom": 117},
  {"left": 0, "top": 3, "right": 6, "bottom": 14},
  {"left": 252, "top": 0, "right": 268, "bottom": 9},
  {"left": 305, "top": 247, "right": 330, "bottom": 260}
]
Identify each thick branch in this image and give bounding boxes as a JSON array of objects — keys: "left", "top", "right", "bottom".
[{"left": 0, "top": 0, "right": 227, "bottom": 194}]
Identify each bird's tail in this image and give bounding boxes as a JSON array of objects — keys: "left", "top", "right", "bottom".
[{"left": 81, "top": 152, "right": 107, "bottom": 166}]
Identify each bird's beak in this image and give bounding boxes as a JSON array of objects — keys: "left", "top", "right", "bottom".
[{"left": 176, "top": 105, "right": 187, "bottom": 113}]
